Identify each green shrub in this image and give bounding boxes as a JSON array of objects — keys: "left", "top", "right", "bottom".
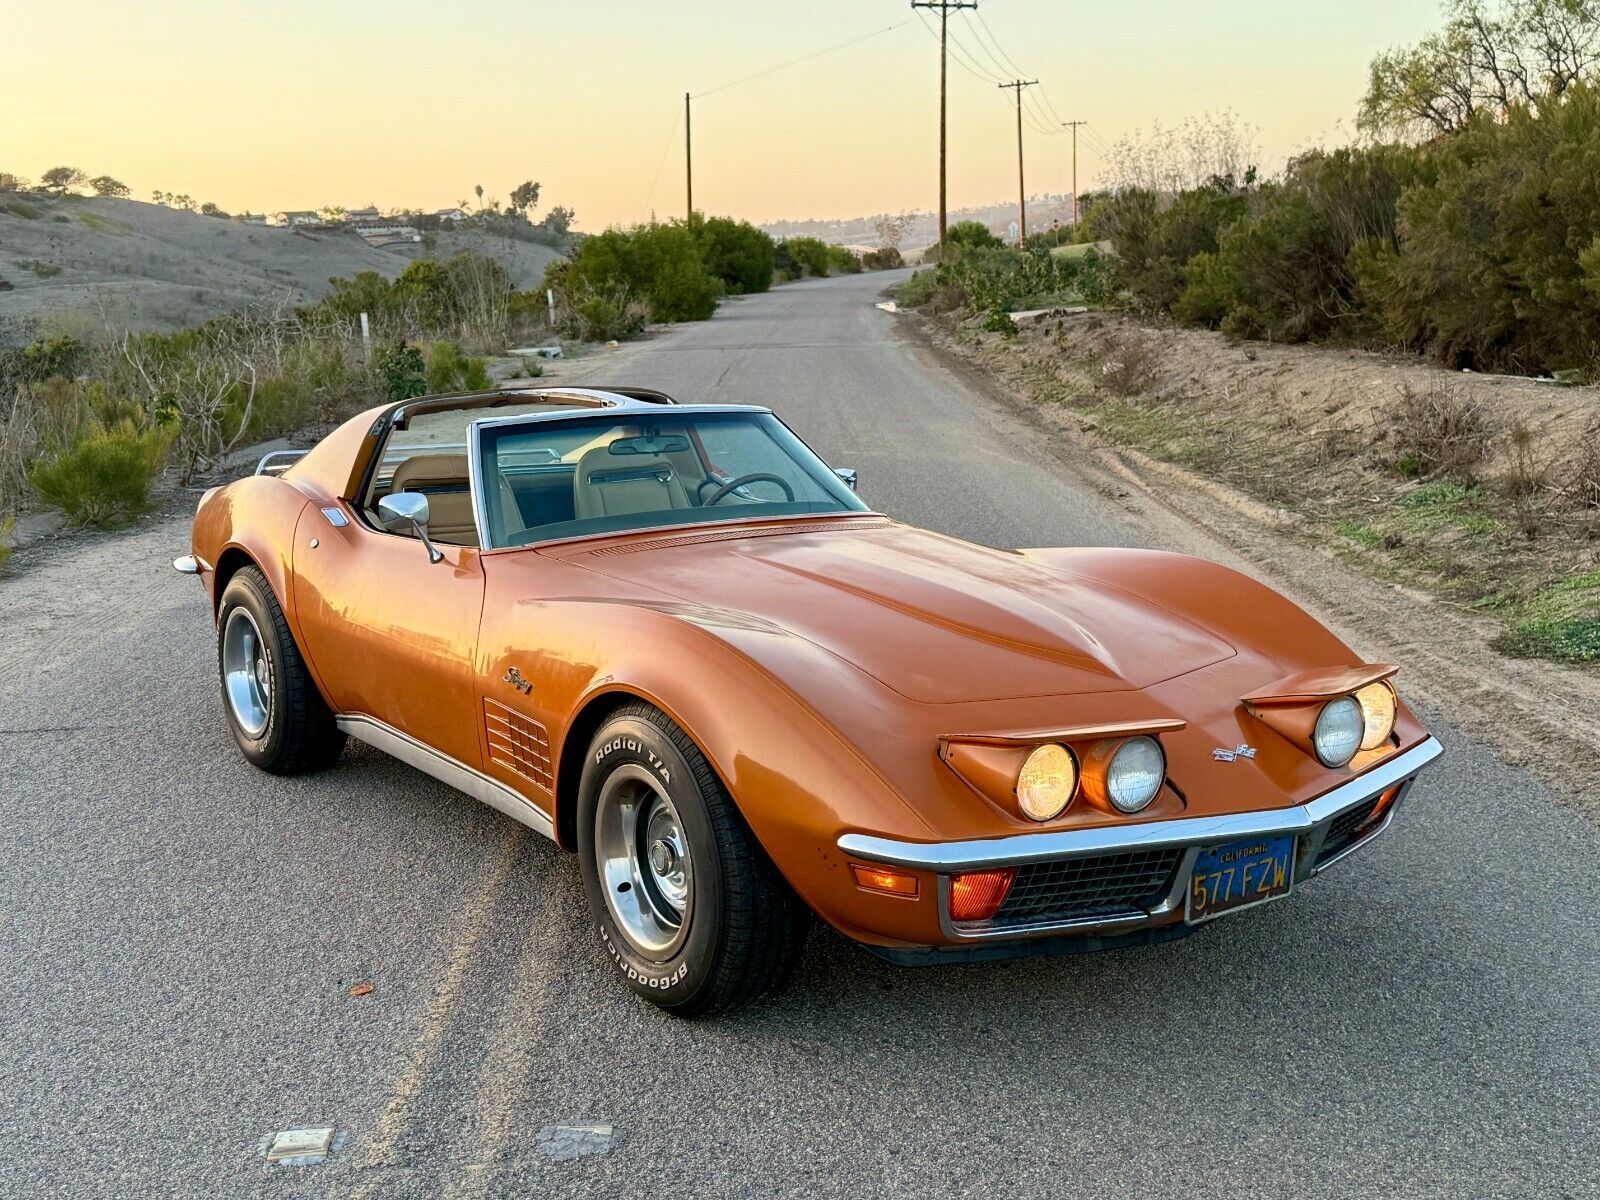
[
  {"left": 691, "top": 215, "right": 775, "bottom": 294},
  {"left": 826, "top": 245, "right": 862, "bottom": 274},
  {"left": 981, "top": 309, "right": 1018, "bottom": 336},
  {"left": 862, "top": 247, "right": 903, "bottom": 270},
  {"left": 946, "top": 220, "right": 1002, "bottom": 250},
  {"left": 0, "top": 515, "right": 11, "bottom": 571},
  {"left": 563, "top": 223, "right": 719, "bottom": 323},
  {"left": 425, "top": 341, "right": 492, "bottom": 393},
  {"left": 377, "top": 341, "right": 426, "bottom": 402},
  {"left": 780, "top": 237, "right": 832, "bottom": 277},
  {"left": 28, "top": 419, "right": 169, "bottom": 527},
  {"left": 771, "top": 240, "right": 802, "bottom": 282}
]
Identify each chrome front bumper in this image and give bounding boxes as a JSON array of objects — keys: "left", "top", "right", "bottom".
[{"left": 838, "top": 735, "right": 1443, "bottom": 943}]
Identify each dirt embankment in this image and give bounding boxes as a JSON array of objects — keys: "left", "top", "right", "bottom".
[{"left": 903, "top": 305, "right": 1600, "bottom": 813}]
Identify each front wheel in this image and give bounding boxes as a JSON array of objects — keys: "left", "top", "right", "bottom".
[
  {"left": 577, "top": 703, "right": 809, "bottom": 1015},
  {"left": 216, "top": 565, "right": 345, "bottom": 774}
]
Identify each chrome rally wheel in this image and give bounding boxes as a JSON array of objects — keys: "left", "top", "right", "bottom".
[
  {"left": 221, "top": 606, "right": 271, "bottom": 738},
  {"left": 594, "top": 764, "right": 693, "bottom": 960}
]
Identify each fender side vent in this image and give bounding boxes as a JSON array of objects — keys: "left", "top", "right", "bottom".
[{"left": 485, "top": 699, "right": 554, "bottom": 789}]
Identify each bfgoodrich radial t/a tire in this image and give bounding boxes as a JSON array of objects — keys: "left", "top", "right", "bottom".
[
  {"left": 216, "top": 566, "right": 345, "bottom": 775},
  {"left": 577, "top": 702, "right": 810, "bottom": 1015}
]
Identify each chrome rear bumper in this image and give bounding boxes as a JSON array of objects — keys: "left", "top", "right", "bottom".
[{"left": 838, "top": 736, "right": 1442, "bottom": 943}]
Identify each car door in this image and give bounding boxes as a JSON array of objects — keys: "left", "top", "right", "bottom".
[{"left": 291, "top": 502, "right": 486, "bottom": 772}]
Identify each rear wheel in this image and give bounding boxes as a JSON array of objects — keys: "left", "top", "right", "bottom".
[
  {"left": 577, "top": 703, "right": 809, "bottom": 1015},
  {"left": 217, "top": 566, "right": 345, "bottom": 774}
]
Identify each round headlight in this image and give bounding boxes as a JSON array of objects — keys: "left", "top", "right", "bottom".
[
  {"left": 1105, "top": 736, "right": 1165, "bottom": 814},
  {"left": 1313, "top": 696, "right": 1365, "bottom": 767},
  {"left": 1017, "top": 743, "right": 1078, "bottom": 821},
  {"left": 1355, "top": 682, "right": 1397, "bottom": 751}
]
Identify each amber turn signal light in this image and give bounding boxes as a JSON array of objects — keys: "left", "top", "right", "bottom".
[
  {"left": 948, "top": 868, "right": 1015, "bottom": 922},
  {"left": 850, "top": 863, "right": 920, "bottom": 899}
]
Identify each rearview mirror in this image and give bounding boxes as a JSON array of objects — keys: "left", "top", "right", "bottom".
[
  {"left": 377, "top": 492, "right": 445, "bottom": 563},
  {"left": 833, "top": 467, "right": 858, "bottom": 492}
]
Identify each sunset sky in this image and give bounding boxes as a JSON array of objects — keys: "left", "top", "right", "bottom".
[{"left": 6, "top": 0, "right": 1446, "bottom": 230}]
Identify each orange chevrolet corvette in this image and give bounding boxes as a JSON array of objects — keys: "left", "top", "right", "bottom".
[{"left": 178, "top": 386, "right": 1441, "bottom": 1014}]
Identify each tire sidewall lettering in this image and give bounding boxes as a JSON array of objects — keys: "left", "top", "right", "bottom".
[{"left": 593, "top": 735, "right": 672, "bottom": 784}]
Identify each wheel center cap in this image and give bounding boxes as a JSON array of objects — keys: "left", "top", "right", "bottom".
[{"left": 648, "top": 839, "right": 677, "bottom": 877}]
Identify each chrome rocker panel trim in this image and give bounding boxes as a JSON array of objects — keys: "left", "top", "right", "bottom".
[
  {"left": 838, "top": 735, "right": 1442, "bottom": 943},
  {"left": 336, "top": 714, "right": 556, "bottom": 841}
]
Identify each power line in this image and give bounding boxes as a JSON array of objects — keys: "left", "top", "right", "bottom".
[
  {"left": 640, "top": 106, "right": 682, "bottom": 222},
  {"left": 692, "top": 18, "right": 916, "bottom": 99},
  {"left": 914, "top": 9, "right": 1005, "bottom": 85}
]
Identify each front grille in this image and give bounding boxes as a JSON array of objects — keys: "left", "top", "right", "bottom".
[
  {"left": 980, "top": 847, "right": 1185, "bottom": 929},
  {"left": 1317, "top": 795, "right": 1385, "bottom": 864}
]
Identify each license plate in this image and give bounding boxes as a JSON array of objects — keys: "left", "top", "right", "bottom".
[{"left": 1186, "top": 835, "right": 1294, "bottom": 924}]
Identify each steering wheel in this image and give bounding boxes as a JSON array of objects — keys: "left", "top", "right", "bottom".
[{"left": 702, "top": 472, "right": 795, "bottom": 506}]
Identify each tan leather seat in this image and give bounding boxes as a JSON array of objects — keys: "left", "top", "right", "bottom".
[
  {"left": 387, "top": 453, "right": 479, "bottom": 547},
  {"left": 572, "top": 445, "right": 691, "bottom": 521}
]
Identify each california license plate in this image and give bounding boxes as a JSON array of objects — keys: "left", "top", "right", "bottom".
[{"left": 1186, "top": 835, "right": 1294, "bottom": 924}]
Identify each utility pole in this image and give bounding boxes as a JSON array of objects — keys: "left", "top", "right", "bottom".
[
  {"left": 684, "top": 92, "right": 693, "bottom": 221},
  {"left": 1061, "top": 120, "right": 1087, "bottom": 227},
  {"left": 998, "top": 79, "right": 1037, "bottom": 245},
  {"left": 912, "top": 1, "right": 977, "bottom": 252}
]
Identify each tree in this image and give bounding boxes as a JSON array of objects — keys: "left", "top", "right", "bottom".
[
  {"left": 541, "top": 205, "right": 576, "bottom": 237},
  {"left": 946, "top": 220, "right": 1003, "bottom": 250},
  {"left": 88, "top": 175, "right": 130, "bottom": 198},
  {"left": 0, "top": 173, "right": 28, "bottom": 192},
  {"left": 175, "top": 194, "right": 196, "bottom": 212},
  {"left": 40, "top": 166, "right": 87, "bottom": 195},
  {"left": 474, "top": 183, "right": 484, "bottom": 209},
  {"left": 1360, "top": 0, "right": 1600, "bottom": 138},
  {"left": 509, "top": 180, "right": 541, "bottom": 215},
  {"left": 200, "top": 201, "right": 229, "bottom": 218},
  {"left": 873, "top": 212, "right": 911, "bottom": 252}
]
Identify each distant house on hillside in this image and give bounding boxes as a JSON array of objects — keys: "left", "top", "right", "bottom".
[
  {"left": 345, "top": 206, "right": 381, "bottom": 224},
  {"left": 355, "top": 224, "right": 421, "bottom": 245},
  {"left": 432, "top": 208, "right": 468, "bottom": 223},
  {"left": 272, "top": 210, "right": 321, "bottom": 227},
  {"left": 234, "top": 213, "right": 268, "bottom": 226}
]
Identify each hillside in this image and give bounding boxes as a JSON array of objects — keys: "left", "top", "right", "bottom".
[{"left": 0, "top": 194, "right": 565, "bottom": 342}]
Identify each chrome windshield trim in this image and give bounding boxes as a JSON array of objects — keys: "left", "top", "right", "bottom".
[
  {"left": 336, "top": 714, "right": 555, "bottom": 840},
  {"left": 838, "top": 736, "right": 1442, "bottom": 872}
]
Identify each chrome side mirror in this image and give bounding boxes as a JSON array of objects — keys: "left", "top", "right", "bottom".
[
  {"left": 377, "top": 492, "right": 444, "bottom": 563},
  {"left": 833, "top": 467, "right": 858, "bottom": 492}
]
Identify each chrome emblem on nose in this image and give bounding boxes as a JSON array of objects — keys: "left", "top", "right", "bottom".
[
  {"left": 503, "top": 667, "right": 532, "bottom": 695},
  {"left": 1212, "top": 744, "right": 1258, "bottom": 762}
]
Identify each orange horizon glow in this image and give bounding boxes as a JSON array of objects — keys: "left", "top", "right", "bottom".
[{"left": 4, "top": 0, "right": 1446, "bottom": 232}]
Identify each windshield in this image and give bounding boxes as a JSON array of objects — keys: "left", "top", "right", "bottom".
[{"left": 475, "top": 409, "right": 867, "bottom": 547}]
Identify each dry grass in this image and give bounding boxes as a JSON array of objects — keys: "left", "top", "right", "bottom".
[
  {"left": 1097, "top": 334, "right": 1159, "bottom": 397},
  {"left": 1384, "top": 383, "right": 1494, "bottom": 479}
]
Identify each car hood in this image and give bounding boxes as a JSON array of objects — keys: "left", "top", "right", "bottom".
[{"left": 560, "top": 521, "right": 1234, "bottom": 703}]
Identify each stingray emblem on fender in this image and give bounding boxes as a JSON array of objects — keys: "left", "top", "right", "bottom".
[
  {"left": 503, "top": 667, "right": 533, "bottom": 695},
  {"left": 1212, "top": 744, "right": 1258, "bottom": 762}
]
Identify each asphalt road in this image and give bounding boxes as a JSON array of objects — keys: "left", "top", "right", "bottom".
[{"left": 3, "top": 270, "right": 1597, "bottom": 1199}]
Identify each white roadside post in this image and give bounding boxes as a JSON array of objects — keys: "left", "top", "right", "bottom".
[
  {"left": 546, "top": 288, "right": 555, "bottom": 327},
  {"left": 359, "top": 311, "right": 370, "bottom": 360}
]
